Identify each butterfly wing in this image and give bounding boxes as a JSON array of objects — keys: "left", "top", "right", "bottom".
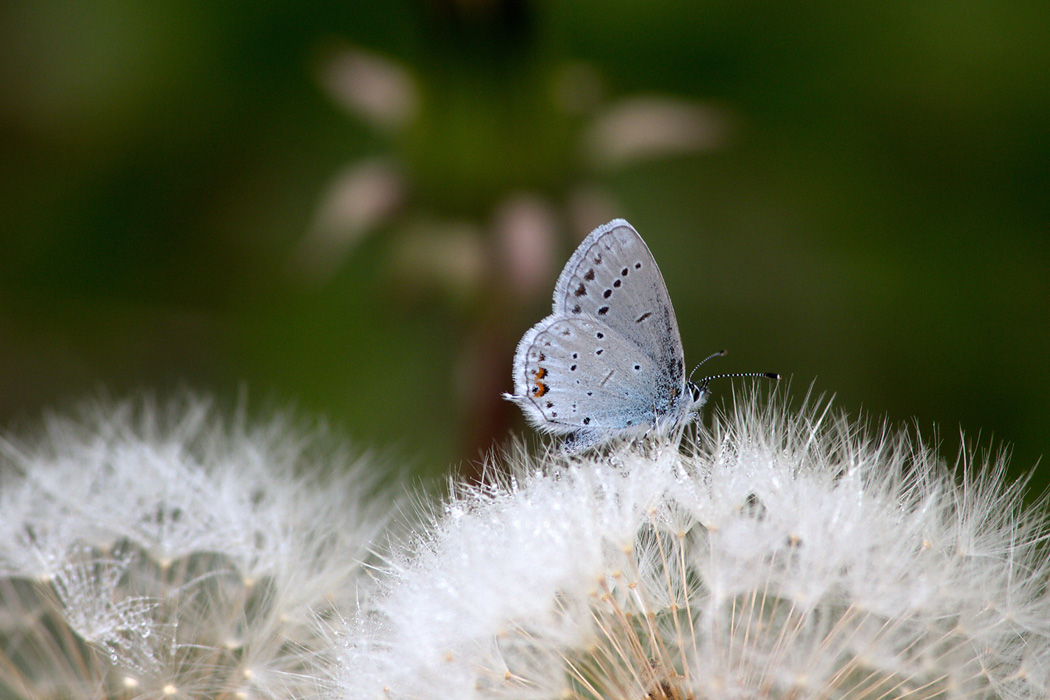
[
  {"left": 551, "top": 220, "right": 687, "bottom": 416},
  {"left": 506, "top": 315, "right": 664, "bottom": 440}
]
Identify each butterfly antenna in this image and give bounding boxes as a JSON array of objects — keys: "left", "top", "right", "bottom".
[
  {"left": 687, "top": 349, "right": 728, "bottom": 383},
  {"left": 697, "top": 371, "right": 780, "bottom": 390}
]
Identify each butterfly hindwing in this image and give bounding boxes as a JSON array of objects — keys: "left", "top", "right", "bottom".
[{"left": 509, "top": 315, "right": 665, "bottom": 434}]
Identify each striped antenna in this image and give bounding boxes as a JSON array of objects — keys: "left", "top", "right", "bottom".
[
  {"left": 697, "top": 371, "right": 780, "bottom": 388},
  {"left": 689, "top": 349, "right": 779, "bottom": 388}
]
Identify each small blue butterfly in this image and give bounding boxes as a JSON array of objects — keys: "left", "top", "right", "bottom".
[{"left": 504, "top": 219, "right": 776, "bottom": 451}]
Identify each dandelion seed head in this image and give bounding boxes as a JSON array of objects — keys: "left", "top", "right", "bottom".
[
  {"left": 338, "top": 391, "right": 1050, "bottom": 700},
  {"left": 0, "top": 393, "right": 396, "bottom": 699}
]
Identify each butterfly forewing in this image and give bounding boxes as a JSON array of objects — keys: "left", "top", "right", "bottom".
[{"left": 552, "top": 220, "right": 687, "bottom": 402}]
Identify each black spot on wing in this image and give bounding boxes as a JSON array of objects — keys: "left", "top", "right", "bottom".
[{"left": 635, "top": 312, "right": 651, "bottom": 323}]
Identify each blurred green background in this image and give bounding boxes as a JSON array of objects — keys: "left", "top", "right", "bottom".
[{"left": 1, "top": 1, "right": 1047, "bottom": 484}]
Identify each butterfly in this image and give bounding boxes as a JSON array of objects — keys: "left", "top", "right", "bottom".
[{"left": 503, "top": 219, "right": 776, "bottom": 451}]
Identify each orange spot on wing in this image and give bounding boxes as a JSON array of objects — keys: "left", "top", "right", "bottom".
[
  {"left": 534, "top": 367, "right": 547, "bottom": 380},
  {"left": 532, "top": 381, "right": 548, "bottom": 397}
]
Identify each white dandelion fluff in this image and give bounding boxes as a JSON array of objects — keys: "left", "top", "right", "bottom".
[
  {"left": 0, "top": 394, "right": 397, "bottom": 699},
  {"left": 334, "top": 391, "right": 1050, "bottom": 700}
]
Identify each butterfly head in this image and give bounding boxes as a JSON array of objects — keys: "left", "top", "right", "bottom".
[{"left": 686, "top": 380, "right": 710, "bottom": 410}]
